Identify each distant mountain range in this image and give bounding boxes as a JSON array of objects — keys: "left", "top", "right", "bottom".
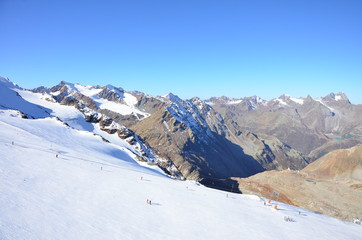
[
  {"left": 2, "top": 77, "right": 362, "bottom": 190},
  {"left": 207, "top": 93, "right": 362, "bottom": 159}
]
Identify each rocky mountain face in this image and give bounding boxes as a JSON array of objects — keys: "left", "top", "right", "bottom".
[
  {"left": 207, "top": 93, "right": 362, "bottom": 160},
  {"left": 28, "top": 81, "right": 311, "bottom": 190}
]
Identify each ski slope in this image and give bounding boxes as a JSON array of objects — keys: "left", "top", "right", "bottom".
[{"left": 0, "top": 109, "right": 361, "bottom": 240}]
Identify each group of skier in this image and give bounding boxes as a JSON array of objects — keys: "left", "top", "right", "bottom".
[{"left": 263, "top": 199, "right": 278, "bottom": 210}]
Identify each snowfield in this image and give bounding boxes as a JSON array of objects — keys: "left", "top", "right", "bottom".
[{"left": 0, "top": 110, "right": 361, "bottom": 240}]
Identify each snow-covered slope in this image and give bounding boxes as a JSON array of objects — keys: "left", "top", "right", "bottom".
[
  {"left": 1, "top": 109, "right": 361, "bottom": 240},
  {"left": 0, "top": 77, "right": 50, "bottom": 118}
]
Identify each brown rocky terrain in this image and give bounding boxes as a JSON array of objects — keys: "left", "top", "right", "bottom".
[{"left": 234, "top": 145, "right": 362, "bottom": 222}]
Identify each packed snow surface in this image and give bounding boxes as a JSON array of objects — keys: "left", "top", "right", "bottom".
[{"left": 1, "top": 110, "right": 361, "bottom": 240}]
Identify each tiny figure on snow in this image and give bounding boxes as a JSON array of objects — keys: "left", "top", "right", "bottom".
[
  {"left": 141, "top": 176, "right": 143, "bottom": 181},
  {"left": 56, "top": 154, "right": 58, "bottom": 158},
  {"left": 284, "top": 216, "right": 294, "bottom": 222},
  {"left": 226, "top": 194, "right": 228, "bottom": 198},
  {"left": 146, "top": 199, "right": 149, "bottom": 204},
  {"left": 101, "top": 166, "right": 103, "bottom": 171},
  {"left": 12, "top": 141, "right": 14, "bottom": 145},
  {"left": 264, "top": 202, "right": 266, "bottom": 206},
  {"left": 149, "top": 200, "right": 152, "bottom": 205}
]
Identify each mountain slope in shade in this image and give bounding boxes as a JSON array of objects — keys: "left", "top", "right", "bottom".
[
  {"left": 235, "top": 145, "right": 362, "bottom": 222},
  {"left": 1, "top": 108, "right": 361, "bottom": 239}
]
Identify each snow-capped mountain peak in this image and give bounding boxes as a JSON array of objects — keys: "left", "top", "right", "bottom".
[
  {"left": 0, "top": 76, "right": 21, "bottom": 90},
  {"left": 274, "top": 94, "right": 305, "bottom": 105},
  {"left": 162, "top": 92, "right": 183, "bottom": 102},
  {"left": 322, "top": 92, "right": 350, "bottom": 103}
]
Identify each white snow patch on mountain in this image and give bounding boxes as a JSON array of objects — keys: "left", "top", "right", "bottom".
[
  {"left": 163, "top": 120, "right": 171, "bottom": 131},
  {"left": 315, "top": 99, "right": 335, "bottom": 112},
  {"left": 96, "top": 98, "right": 150, "bottom": 118},
  {"left": 276, "top": 98, "right": 288, "bottom": 106},
  {"left": 74, "top": 83, "right": 149, "bottom": 118},
  {"left": 227, "top": 99, "right": 243, "bottom": 105},
  {"left": 335, "top": 95, "right": 342, "bottom": 101},
  {"left": 123, "top": 92, "right": 138, "bottom": 106},
  {"left": 73, "top": 84, "right": 103, "bottom": 98},
  {"left": 162, "top": 93, "right": 183, "bottom": 103},
  {"left": 290, "top": 97, "right": 305, "bottom": 105},
  {"left": 49, "top": 82, "right": 149, "bottom": 118}
]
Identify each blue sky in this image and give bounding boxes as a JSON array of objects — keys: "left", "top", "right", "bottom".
[{"left": 1, "top": 0, "right": 361, "bottom": 103}]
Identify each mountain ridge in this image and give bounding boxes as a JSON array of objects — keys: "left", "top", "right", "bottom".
[{"left": 2, "top": 76, "right": 361, "bottom": 190}]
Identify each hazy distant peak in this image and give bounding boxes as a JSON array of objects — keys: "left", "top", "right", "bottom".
[
  {"left": 163, "top": 92, "right": 182, "bottom": 102},
  {"left": 104, "top": 84, "right": 124, "bottom": 92},
  {"left": 305, "top": 95, "right": 314, "bottom": 101},
  {"left": 278, "top": 94, "right": 290, "bottom": 99},
  {"left": 55, "top": 81, "right": 78, "bottom": 93},
  {"left": 190, "top": 97, "right": 212, "bottom": 111},
  {"left": 322, "top": 92, "right": 350, "bottom": 103},
  {"left": 190, "top": 96, "right": 202, "bottom": 102},
  {"left": 206, "top": 96, "right": 240, "bottom": 105},
  {"left": 244, "top": 95, "right": 265, "bottom": 103}
]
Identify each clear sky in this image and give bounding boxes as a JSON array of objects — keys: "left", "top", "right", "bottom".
[{"left": 1, "top": 0, "right": 361, "bottom": 103}]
